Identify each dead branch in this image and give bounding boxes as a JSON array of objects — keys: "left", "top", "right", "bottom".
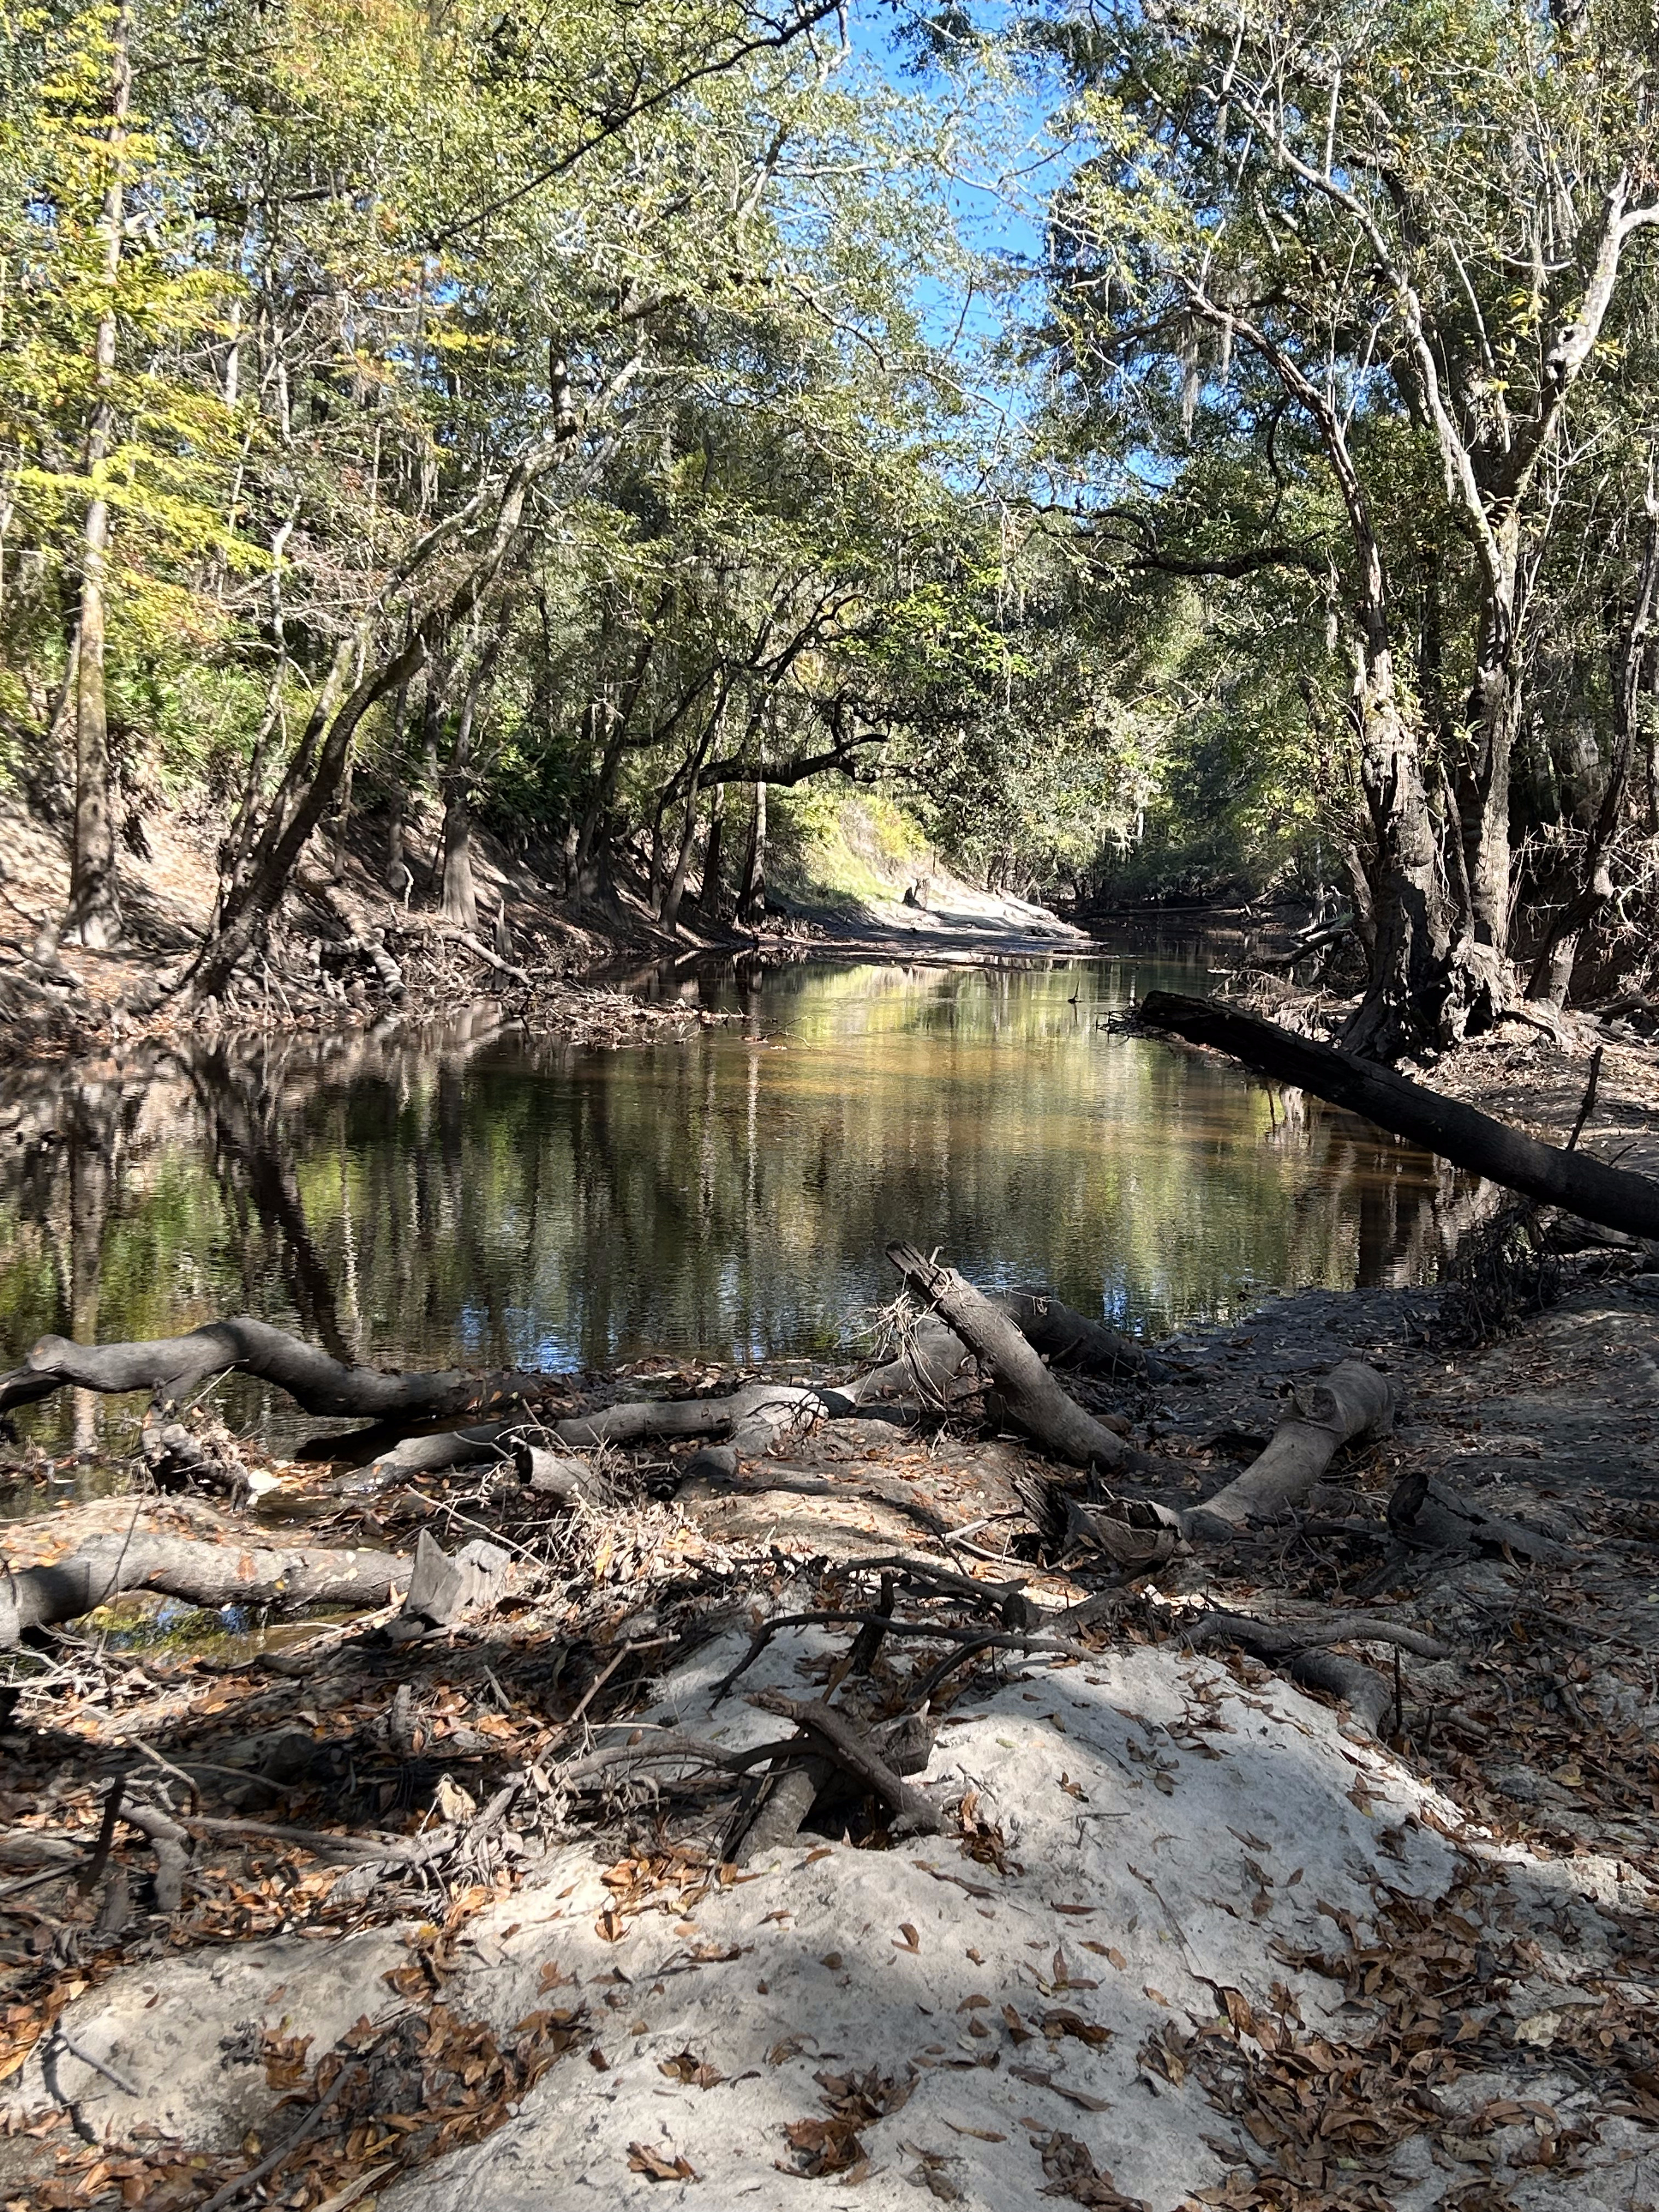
[
  {"left": 748, "top": 1691, "right": 945, "bottom": 1835},
  {"left": 884, "top": 1243, "right": 1155, "bottom": 1471},
  {"left": 1184, "top": 1361, "right": 1398, "bottom": 1537}
]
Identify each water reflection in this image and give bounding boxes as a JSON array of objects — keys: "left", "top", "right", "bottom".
[{"left": 0, "top": 953, "right": 1483, "bottom": 1456}]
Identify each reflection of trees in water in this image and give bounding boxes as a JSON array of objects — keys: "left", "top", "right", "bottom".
[{"left": 0, "top": 968, "right": 1489, "bottom": 1439}]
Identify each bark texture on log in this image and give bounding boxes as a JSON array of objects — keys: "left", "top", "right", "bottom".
[
  {"left": 847, "top": 1314, "right": 979, "bottom": 1407},
  {"left": 400, "top": 1530, "right": 510, "bottom": 1628},
  {"left": 1185, "top": 1361, "right": 1398, "bottom": 1537},
  {"left": 0, "top": 1317, "right": 562, "bottom": 1425},
  {"left": 998, "top": 1288, "right": 1173, "bottom": 1383},
  {"left": 555, "top": 1380, "right": 826, "bottom": 1455},
  {"left": 850, "top": 1293, "right": 1170, "bottom": 1408},
  {"left": 884, "top": 1243, "right": 1148, "bottom": 1472},
  {"left": 1139, "top": 991, "right": 1659, "bottom": 1239},
  {"left": 0, "top": 1532, "right": 403, "bottom": 1646},
  {"left": 349, "top": 1382, "right": 828, "bottom": 1489}
]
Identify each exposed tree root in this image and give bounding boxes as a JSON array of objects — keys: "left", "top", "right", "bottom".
[
  {"left": 0, "top": 1316, "right": 562, "bottom": 1424},
  {"left": 1183, "top": 1359, "right": 1398, "bottom": 1537}
]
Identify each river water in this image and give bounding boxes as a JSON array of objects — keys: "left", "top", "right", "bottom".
[{"left": 0, "top": 947, "right": 1472, "bottom": 1471}]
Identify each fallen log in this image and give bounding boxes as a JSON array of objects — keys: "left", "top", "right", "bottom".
[
  {"left": 884, "top": 1244, "right": 1152, "bottom": 1472},
  {"left": 1184, "top": 1361, "right": 1398, "bottom": 1538},
  {"left": 1138, "top": 990, "right": 1659, "bottom": 1239},
  {"left": 511, "top": 1442, "right": 610, "bottom": 1503},
  {"left": 0, "top": 1531, "right": 403, "bottom": 1646},
  {"left": 0, "top": 1317, "right": 564, "bottom": 1425},
  {"left": 998, "top": 1288, "right": 1174, "bottom": 1384},
  {"left": 849, "top": 1293, "right": 1170, "bottom": 1409},
  {"left": 556, "top": 1380, "right": 826, "bottom": 1455},
  {"left": 353, "top": 1380, "right": 830, "bottom": 1488}
]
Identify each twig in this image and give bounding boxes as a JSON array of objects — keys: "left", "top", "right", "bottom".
[
  {"left": 551, "top": 1731, "right": 801, "bottom": 1790},
  {"left": 133, "top": 1740, "right": 201, "bottom": 1809},
  {"left": 198, "top": 2059, "right": 360, "bottom": 2212},
  {"left": 542, "top": 1637, "right": 667, "bottom": 1754},
  {"left": 46, "top": 2028, "right": 139, "bottom": 2097},
  {"left": 0, "top": 1857, "right": 89, "bottom": 1901},
  {"left": 712, "top": 1609, "right": 1102, "bottom": 1704},
  {"left": 1567, "top": 1045, "right": 1605, "bottom": 1153},
  {"left": 75, "top": 1774, "right": 124, "bottom": 1897},
  {"left": 180, "top": 1813, "right": 450, "bottom": 1864}
]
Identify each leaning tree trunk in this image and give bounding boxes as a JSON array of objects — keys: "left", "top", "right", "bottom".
[
  {"left": 184, "top": 368, "right": 588, "bottom": 1007},
  {"left": 1140, "top": 990, "right": 1659, "bottom": 1238},
  {"left": 61, "top": 2, "right": 132, "bottom": 952},
  {"left": 661, "top": 724, "right": 716, "bottom": 936}
]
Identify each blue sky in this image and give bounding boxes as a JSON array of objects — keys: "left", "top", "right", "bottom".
[{"left": 843, "top": 0, "right": 1077, "bottom": 345}]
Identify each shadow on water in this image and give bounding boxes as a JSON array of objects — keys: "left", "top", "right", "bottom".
[{"left": 0, "top": 949, "right": 1489, "bottom": 1470}]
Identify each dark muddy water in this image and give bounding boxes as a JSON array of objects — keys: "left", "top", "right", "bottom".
[{"left": 0, "top": 947, "right": 1475, "bottom": 1474}]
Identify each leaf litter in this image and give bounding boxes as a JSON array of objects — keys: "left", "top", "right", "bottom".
[{"left": 8, "top": 1280, "right": 1659, "bottom": 2207}]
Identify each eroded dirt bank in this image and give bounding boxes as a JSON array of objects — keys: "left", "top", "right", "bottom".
[
  {"left": 4, "top": 1257, "right": 1659, "bottom": 2210},
  {"left": 0, "top": 792, "right": 1091, "bottom": 1069}
]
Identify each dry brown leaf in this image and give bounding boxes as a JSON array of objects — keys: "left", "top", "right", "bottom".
[
  {"left": 628, "top": 2140, "right": 699, "bottom": 2182},
  {"left": 659, "top": 2049, "right": 724, "bottom": 2090}
]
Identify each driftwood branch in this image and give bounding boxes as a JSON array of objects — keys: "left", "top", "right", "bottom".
[
  {"left": 0, "top": 1316, "right": 563, "bottom": 1424},
  {"left": 884, "top": 1243, "right": 1153, "bottom": 1471},
  {"left": 1139, "top": 991, "right": 1659, "bottom": 1238},
  {"left": 1184, "top": 1360, "right": 1398, "bottom": 1537},
  {"left": 0, "top": 1525, "right": 514, "bottom": 1647},
  {"left": 748, "top": 1691, "right": 944, "bottom": 1835},
  {"left": 0, "top": 1531, "right": 403, "bottom": 1647}
]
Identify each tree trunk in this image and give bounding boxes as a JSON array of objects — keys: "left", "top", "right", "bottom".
[
  {"left": 660, "top": 791, "right": 702, "bottom": 935},
  {"left": 661, "top": 723, "right": 716, "bottom": 936},
  {"left": 698, "top": 778, "right": 726, "bottom": 921},
  {"left": 736, "top": 779, "right": 766, "bottom": 924},
  {"left": 441, "top": 795, "right": 478, "bottom": 933},
  {"left": 444, "top": 628, "right": 511, "bottom": 938},
  {"left": 67, "top": 1087, "right": 114, "bottom": 1455},
  {"left": 1340, "top": 631, "right": 1458, "bottom": 1059},
  {"left": 1460, "top": 578, "right": 1523, "bottom": 966},
  {"left": 1139, "top": 989, "right": 1659, "bottom": 1238},
  {"left": 62, "top": 3, "right": 132, "bottom": 951},
  {"left": 1527, "top": 508, "right": 1659, "bottom": 1006}
]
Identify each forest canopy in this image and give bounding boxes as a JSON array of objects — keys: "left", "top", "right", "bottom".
[{"left": 1, "top": 0, "right": 1656, "bottom": 1050}]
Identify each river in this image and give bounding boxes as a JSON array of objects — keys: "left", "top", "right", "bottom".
[{"left": 0, "top": 946, "right": 1474, "bottom": 1476}]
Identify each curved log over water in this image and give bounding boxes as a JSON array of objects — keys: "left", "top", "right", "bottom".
[
  {"left": 0, "top": 1317, "right": 563, "bottom": 1423},
  {"left": 1139, "top": 990, "right": 1659, "bottom": 1240}
]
